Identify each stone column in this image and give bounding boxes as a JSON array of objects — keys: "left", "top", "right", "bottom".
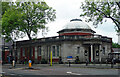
[
  {"left": 91, "top": 44, "right": 93, "bottom": 62},
  {"left": 99, "top": 45, "right": 102, "bottom": 62}
]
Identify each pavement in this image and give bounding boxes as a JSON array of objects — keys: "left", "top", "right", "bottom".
[
  {"left": 1, "top": 63, "right": 120, "bottom": 77},
  {"left": 2, "top": 63, "right": 120, "bottom": 69}
]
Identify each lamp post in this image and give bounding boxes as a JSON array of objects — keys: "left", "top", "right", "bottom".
[
  {"left": 2, "top": 35, "right": 5, "bottom": 64},
  {"left": 12, "top": 41, "right": 16, "bottom": 61},
  {"left": 11, "top": 40, "right": 16, "bottom": 67}
]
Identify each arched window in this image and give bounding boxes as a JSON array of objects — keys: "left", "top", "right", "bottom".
[
  {"left": 77, "top": 47, "right": 80, "bottom": 54},
  {"left": 96, "top": 50, "right": 99, "bottom": 56},
  {"left": 84, "top": 50, "right": 88, "bottom": 56},
  {"left": 103, "top": 47, "right": 105, "bottom": 54}
]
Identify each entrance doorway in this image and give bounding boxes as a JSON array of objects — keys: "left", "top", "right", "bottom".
[{"left": 88, "top": 46, "right": 91, "bottom": 62}]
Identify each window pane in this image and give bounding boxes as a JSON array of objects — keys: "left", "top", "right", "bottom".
[
  {"left": 53, "top": 46, "right": 55, "bottom": 57},
  {"left": 39, "top": 46, "right": 41, "bottom": 56},
  {"left": 103, "top": 47, "right": 105, "bottom": 54},
  {"left": 23, "top": 48, "right": 25, "bottom": 56},
  {"left": 77, "top": 47, "right": 80, "bottom": 54},
  {"left": 57, "top": 46, "right": 59, "bottom": 56},
  {"left": 31, "top": 48, "right": 33, "bottom": 56}
]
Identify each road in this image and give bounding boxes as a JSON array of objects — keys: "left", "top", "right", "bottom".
[{"left": 2, "top": 64, "right": 120, "bottom": 77}]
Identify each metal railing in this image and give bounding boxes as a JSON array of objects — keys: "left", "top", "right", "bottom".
[
  {"left": 39, "top": 35, "right": 111, "bottom": 42},
  {"left": 17, "top": 35, "right": 112, "bottom": 46}
]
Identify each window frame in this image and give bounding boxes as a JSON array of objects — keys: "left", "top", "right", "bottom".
[
  {"left": 57, "top": 46, "right": 59, "bottom": 56},
  {"left": 22, "top": 48, "right": 25, "bottom": 57},
  {"left": 52, "top": 46, "right": 56, "bottom": 57},
  {"left": 77, "top": 47, "right": 80, "bottom": 54},
  {"left": 38, "top": 46, "right": 42, "bottom": 56}
]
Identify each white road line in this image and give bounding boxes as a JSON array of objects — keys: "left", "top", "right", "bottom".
[
  {"left": 66, "top": 72, "right": 82, "bottom": 75},
  {"left": 67, "top": 72, "right": 72, "bottom": 73},
  {"left": 10, "top": 74, "right": 15, "bottom": 75}
]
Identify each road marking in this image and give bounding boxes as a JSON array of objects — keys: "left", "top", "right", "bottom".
[
  {"left": 67, "top": 72, "right": 72, "bottom": 73},
  {"left": 8, "top": 68, "right": 24, "bottom": 70},
  {"left": 10, "top": 74, "right": 15, "bottom": 75},
  {"left": 66, "top": 72, "right": 82, "bottom": 75}
]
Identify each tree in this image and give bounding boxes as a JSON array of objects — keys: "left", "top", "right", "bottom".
[
  {"left": 2, "top": 1, "right": 56, "bottom": 60},
  {"left": 2, "top": 7, "right": 25, "bottom": 41},
  {"left": 2, "top": 2, "right": 10, "bottom": 15},
  {"left": 2, "top": 1, "right": 56, "bottom": 41},
  {"left": 112, "top": 42, "right": 120, "bottom": 48},
  {"left": 80, "top": 1, "right": 120, "bottom": 32}
]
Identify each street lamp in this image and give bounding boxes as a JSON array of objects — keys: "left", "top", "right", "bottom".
[
  {"left": 12, "top": 40, "right": 16, "bottom": 61},
  {"left": 2, "top": 35, "right": 5, "bottom": 64}
]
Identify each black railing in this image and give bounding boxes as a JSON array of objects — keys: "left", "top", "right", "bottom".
[
  {"left": 41, "top": 35, "right": 111, "bottom": 42},
  {"left": 17, "top": 35, "right": 112, "bottom": 46}
]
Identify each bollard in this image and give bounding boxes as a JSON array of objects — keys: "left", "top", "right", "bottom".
[
  {"left": 111, "top": 59, "right": 114, "bottom": 68},
  {"left": 86, "top": 60, "right": 88, "bottom": 66},
  {"left": 12, "top": 60, "right": 15, "bottom": 67},
  {"left": 50, "top": 51, "right": 52, "bottom": 66},
  {"left": 29, "top": 60, "right": 32, "bottom": 68},
  {"left": 68, "top": 61, "right": 71, "bottom": 67}
]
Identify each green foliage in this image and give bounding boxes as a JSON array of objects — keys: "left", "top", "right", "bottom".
[
  {"left": 2, "top": 2, "right": 10, "bottom": 15},
  {"left": 112, "top": 42, "right": 120, "bottom": 48},
  {"left": 2, "top": 1, "right": 56, "bottom": 41},
  {"left": 80, "top": 1, "right": 120, "bottom": 31},
  {"left": 2, "top": 7, "right": 25, "bottom": 41}
]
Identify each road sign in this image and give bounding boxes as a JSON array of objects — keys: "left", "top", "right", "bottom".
[{"left": 67, "top": 56, "right": 73, "bottom": 60}]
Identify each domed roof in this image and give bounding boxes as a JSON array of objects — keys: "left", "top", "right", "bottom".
[{"left": 63, "top": 19, "right": 91, "bottom": 29}]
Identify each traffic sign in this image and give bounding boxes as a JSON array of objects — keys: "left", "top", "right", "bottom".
[{"left": 67, "top": 56, "right": 73, "bottom": 60}]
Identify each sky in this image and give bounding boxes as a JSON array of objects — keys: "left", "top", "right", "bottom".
[
  {"left": 12, "top": 0, "right": 118, "bottom": 43},
  {"left": 43, "top": 0, "right": 118, "bottom": 43}
]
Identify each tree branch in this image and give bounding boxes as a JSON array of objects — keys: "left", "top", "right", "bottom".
[
  {"left": 110, "top": 16, "right": 120, "bottom": 30},
  {"left": 93, "top": 7, "right": 108, "bottom": 18},
  {"left": 92, "top": 3, "right": 120, "bottom": 31},
  {"left": 116, "top": 2, "right": 120, "bottom": 9}
]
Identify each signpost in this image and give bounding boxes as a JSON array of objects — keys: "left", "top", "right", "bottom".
[{"left": 67, "top": 56, "right": 73, "bottom": 67}]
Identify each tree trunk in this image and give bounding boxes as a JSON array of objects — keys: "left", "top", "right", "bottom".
[{"left": 26, "top": 31, "right": 32, "bottom": 61}]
